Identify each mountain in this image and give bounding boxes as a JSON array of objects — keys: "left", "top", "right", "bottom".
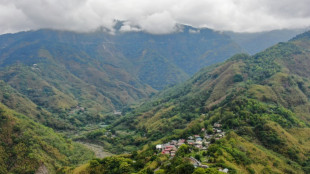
[
  {"left": 0, "top": 26, "right": 244, "bottom": 173},
  {"left": 0, "top": 26, "right": 242, "bottom": 130},
  {"left": 95, "top": 31, "right": 310, "bottom": 173},
  {"left": 226, "top": 28, "right": 307, "bottom": 54},
  {"left": 113, "top": 25, "right": 243, "bottom": 76},
  {"left": 3, "top": 24, "right": 309, "bottom": 173},
  {"left": 0, "top": 30, "right": 156, "bottom": 130}
]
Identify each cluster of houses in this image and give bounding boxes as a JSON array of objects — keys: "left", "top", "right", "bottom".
[
  {"left": 156, "top": 139, "right": 185, "bottom": 157},
  {"left": 31, "top": 64, "right": 41, "bottom": 71},
  {"left": 156, "top": 123, "right": 225, "bottom": 157},
  {"left": 155, "top": 123, "right": 229, "bottom": 172},
  {"left": 113, "top": 110, "right": 122, "bottom": 115},
  {"left": 69, "top": 105, "right": 85, "bottom": 114}
]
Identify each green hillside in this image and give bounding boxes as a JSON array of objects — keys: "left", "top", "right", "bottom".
[
  {"left": 0, "top": 103, "right": 94, "bottom": 173},
  {"left": 2, "top": 26, "right": 310, "bottom": 173},
  {"left": 0, "top": 26, "right": 242, "bottom": 90},
  {"left": 0, "top": 33, "right": 155, "bottom": 130},
  {"left": 0, "top": 26, "right": 242, "bottom": 131},
  {"left": 85, "top": 31, "right": 310, "bottom": 173}
]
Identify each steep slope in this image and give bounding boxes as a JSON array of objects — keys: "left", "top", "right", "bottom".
[
  {"left": 0, "top": 103, "right": 94, "bottom": 173},
  {"left": 0, "top": 30, "right": 156, "bottom": 129},
  {"left": 104, "top": 31, "right": 310, "bottom": 173},
  {"left": 0, "top": 30, "right": 155, "bottom": 109}
]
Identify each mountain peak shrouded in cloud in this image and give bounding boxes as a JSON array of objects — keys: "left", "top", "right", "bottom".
[{"left": 1, "top": 0, "right": 310, "bottom": 35}]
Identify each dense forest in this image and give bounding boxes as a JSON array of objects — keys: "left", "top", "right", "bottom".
[
  {"left": 0, "top": 103, "right": 94, "bottom": 173},
  {"left": 0, "top": 27, "right": 310, "bottom": 173}
]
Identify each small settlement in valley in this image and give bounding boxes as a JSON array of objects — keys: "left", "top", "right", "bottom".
[
  {"left": 155, "top": 123, "right": 228, "bottom": 172},
  {"left": 156, "top": 123, "right": 225, "bottom": 157}
]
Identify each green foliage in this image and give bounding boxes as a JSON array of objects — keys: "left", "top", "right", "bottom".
[
  {"left": 155, "top": 169, "right": 165, "bottom": 174},
  {"left": 291, "top": 31, "right": 310, "bottom": 41},
  {"left": 220, "top": 98, "right": 301, "bottom": 130},
  {"left": 255, "top": 124, "right": 284, "bottom": 148},
  {"left": 244, "top": 42, "right": 301, "bottom": 82},
  {"left": 247, "top": 167, "right": 255, "bottom": 174},
  {"left": 175, "top": 144, "right": 190, "bottom": 157},
  {"left": 86, "top": 129, "right": 106, "bottom": 139},
  {"left": 0, "top": 104, "right": 94, "bottom": 173},
  {"left": 207, "top": 144, "right": 222, "bottom": 158},
  {"left": 88, "top": 156, "right": 134, "bottom": 174},
  {"left": 174, "top": 162, "right": 195, "bottom": 174},
  {"left": 2, "top": 24, "right": 310, "bottom": 174},
  {"left": 195, "top": 154, "right": 201, "bottom": 162},
  {"left": 193, "top": 168, "right": 206, "bottom": 174},
  {"left": 233, "top": 74, "right": 243, "bottom": 82},
  {"left": 108, "top": 33, "right": 310, "bottom": 168},
  {"left": 205, "top": 168, "right": 222, "bottom": 174},
  {"left": 192, "top": 168, "right": 222, "bottom": 174},
  {"left": 224, "top": 147, "right": 252, "bottom": 165}
]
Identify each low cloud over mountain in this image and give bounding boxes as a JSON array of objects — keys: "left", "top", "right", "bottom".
[{"left": 1, "top": 0, "right": 310, "bottom": 34}]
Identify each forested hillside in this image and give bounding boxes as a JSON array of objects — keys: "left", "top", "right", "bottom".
[
  {"left": 0, "top": 103, "right": 94, "bottom": 173},
  {"left": 0, "top": 1, "right": 309, "bottom": 174},
  {"left": 86, "top": 31, "right": 310, "bottom": 174},
  {"left": 0, "top": 26, "right": 242, "bottom": 130},
  {"left": 0, "top": 25, "right": 242, "bottom": 90}
]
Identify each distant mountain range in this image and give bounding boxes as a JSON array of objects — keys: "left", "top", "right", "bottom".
[
  {"left": 226, "top": 28, "right": 307, "bottom": 54},
  {"left": 0, "top": 24, "right": 309, "bottom": 173},
  {"left": 0, "top": 25, "right": 244, "bottom": 129}
]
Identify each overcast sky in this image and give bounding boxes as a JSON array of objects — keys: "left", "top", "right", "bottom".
[{"left": 1, "top": 0, "right": 310, "bottom": 34}]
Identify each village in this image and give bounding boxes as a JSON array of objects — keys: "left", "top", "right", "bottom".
[
  {"left": 156, "top": 123, "right": 225, "bottom": 157},
  {"left": 156, "top": 123, "right": 229, "bottom": 173}
]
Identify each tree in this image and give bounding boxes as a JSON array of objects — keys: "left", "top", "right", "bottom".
[
  {"left": 176, "top": 144, "right": 190, "bottom": 157},
  {"left": 119, "top": 162, "right": 132, "bottom": 174},
  {"left": 193, "top": 168, "right": 206, "bottom": 174},
  {"left": 233, "top": 74, "right": 243, "bottom": 82},
  {"left": 207, "top": 126, "right": 213, "bottom": 135},
  {"left": 175, "top": 163, "right": 194, "bottom": 174},
  {"left": 195, "top": 154, "right": 201, "bottom": 162},
  {"left": 154, "top": 169, "right": 165, "bottom": 174}
]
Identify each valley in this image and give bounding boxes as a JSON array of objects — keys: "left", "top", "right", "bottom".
[
  {"left": 0, "top": 26, "right": 309, "bottom": 173},
  {"left": 76, "top": 142, "right": 113, "bottom": 159},
  {"left": 1, "top": 0, "right": 310, "bottom": 173}
]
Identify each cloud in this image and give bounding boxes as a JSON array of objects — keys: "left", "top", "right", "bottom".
[
  {"left": 189, "top": 29, "right": 200, "bottom": 34},
  {"left": 0, "top": 0, "right": 310, "bottom": 34}
]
